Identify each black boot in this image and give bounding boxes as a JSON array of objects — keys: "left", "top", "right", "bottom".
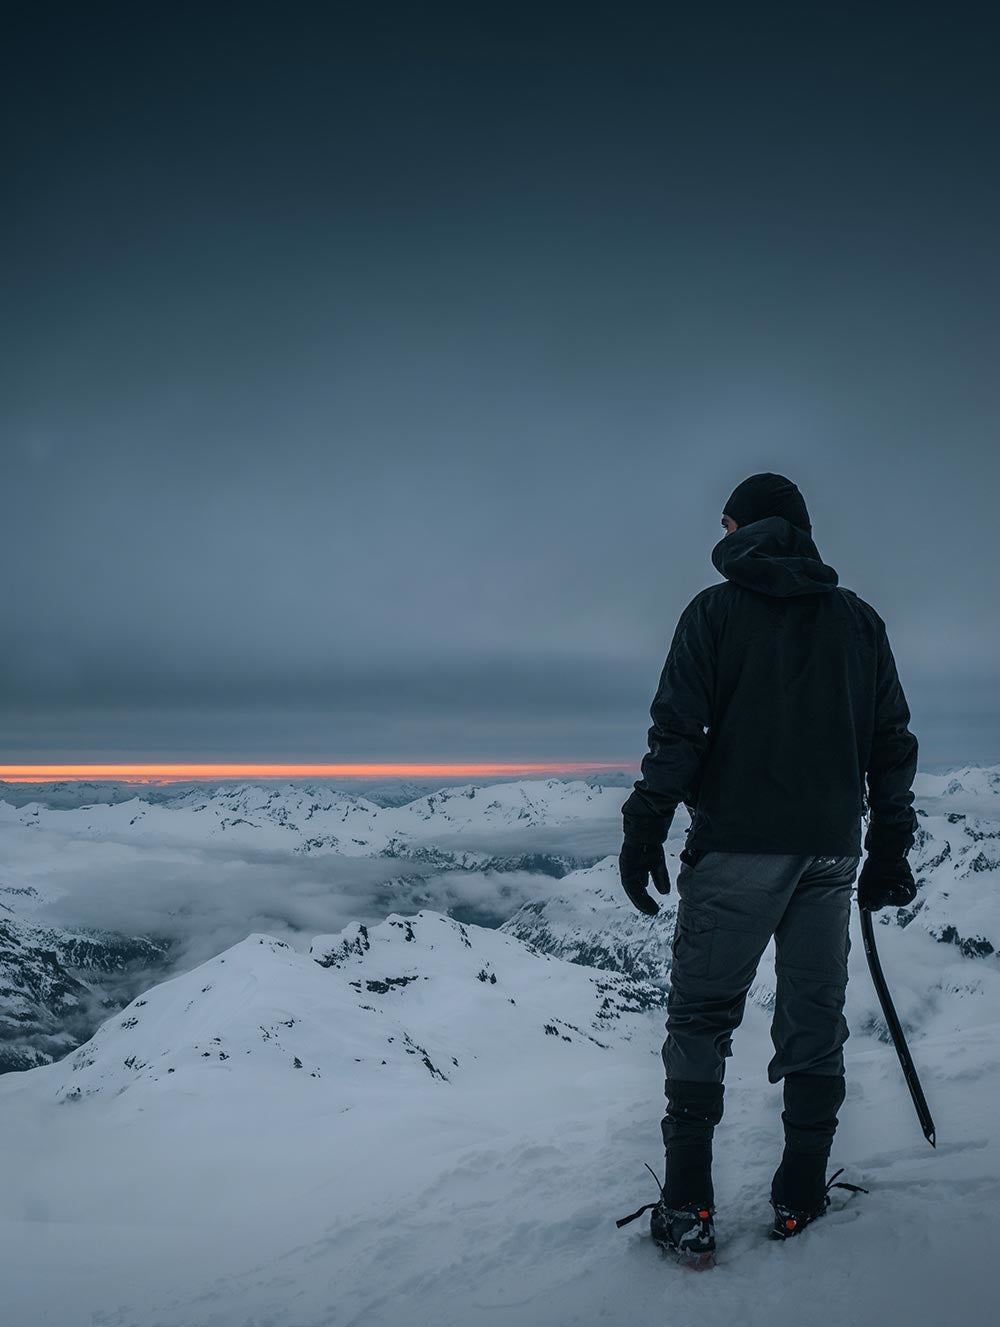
[
  {"left": 616, "top": 1163, "right": 717, "bottom": 1270},
  {"left": 769, "top": 1167, "right": 869, "bottom": 1240},
  {"left": 769, "top": 1073, "right": 865, "bottom": 1237},
  {"left": 771, "top": 1072, "right": 845, "bottom": 1212},
  {"left": 647, "top": 1079, "right": 724, "bottom": 1266},
  {"left": 649, "top": 1200, "right": 716, "bottom": 1269},
  {"left": 660, "top": 1077, "right": 725, "bottom": 1207}
]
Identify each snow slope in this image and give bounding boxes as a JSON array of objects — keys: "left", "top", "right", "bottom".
[
  {"left": 2, "top": 897, "right": 998, "bottom": 1326},
  {"left": 49, "top": 911, "right": 661, "bottom": 1109}
]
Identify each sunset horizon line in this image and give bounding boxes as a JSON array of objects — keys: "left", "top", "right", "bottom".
[{"left": 0, "top": 761, "right": 637, "bottom": 785}]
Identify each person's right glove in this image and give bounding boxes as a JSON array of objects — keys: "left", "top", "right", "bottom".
[
  {"left": 618, "top": 840, "right": 671, "bottom": 916},
  {"left": 857, "top": 854, "right": 917, "bottom": 911}
]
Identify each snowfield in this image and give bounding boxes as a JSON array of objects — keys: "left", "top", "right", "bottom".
[{"left": 0, "top": 769, "right": 998, "bottom": 1325}]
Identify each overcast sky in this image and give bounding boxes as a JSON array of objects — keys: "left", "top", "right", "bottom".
[{"left": 3, "top": 4, "right": 998, "bottom": 771}]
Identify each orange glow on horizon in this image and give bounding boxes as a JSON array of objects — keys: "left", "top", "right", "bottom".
[{"left": 0, "top": 761, "right": 633, "bottom": 785}]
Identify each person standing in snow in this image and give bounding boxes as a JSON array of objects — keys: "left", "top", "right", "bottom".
[{"left": 617, "top": 472, "right": 919, "bottom": 1262}]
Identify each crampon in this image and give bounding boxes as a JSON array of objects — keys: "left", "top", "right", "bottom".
[
  {"left": 617, "top": 1163, "right": 717, "bottom": 1270},
  {"left": 768, "top": 1166, "right": 869, "bottom": 1241}
]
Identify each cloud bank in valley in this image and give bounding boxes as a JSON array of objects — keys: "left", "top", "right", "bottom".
[{"left": 2, "top": 798, "right": 625, "bottom": 984}]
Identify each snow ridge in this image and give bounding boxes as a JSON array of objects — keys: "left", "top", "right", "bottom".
[{"left": 48, "top": 911, "right": 664, "bottom": 1108}]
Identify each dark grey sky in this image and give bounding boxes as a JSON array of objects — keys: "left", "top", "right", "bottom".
[{"left": 3, "top": 3, "right": 998, "bottom": 770}]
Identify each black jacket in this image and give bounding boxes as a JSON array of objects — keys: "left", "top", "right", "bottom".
[{"left": 621, "top": 517, "right": 918, "bottom": 860}]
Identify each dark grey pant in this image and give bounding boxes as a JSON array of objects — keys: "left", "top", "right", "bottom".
[{"left": 663, "top": 851, "right": 861, "bottom": 1085}]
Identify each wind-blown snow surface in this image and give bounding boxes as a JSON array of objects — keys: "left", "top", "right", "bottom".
[
  {"left": 1, "top": 768, "right": 999, "bottom": 1325},
  {"left": 3, "top": 906, "right": 999, "bottom": 1321}
]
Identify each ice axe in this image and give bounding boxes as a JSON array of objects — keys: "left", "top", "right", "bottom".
[{"left": 858, "top": 901, "right": 936, "bottom": 1147}]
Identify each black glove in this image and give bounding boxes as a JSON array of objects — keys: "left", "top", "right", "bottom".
[
  {"left": 618, "top": 840, "right": 671, "bottom": 916},
  {"left": 857, "top": 854, "right": 917, "bottom": 911}
]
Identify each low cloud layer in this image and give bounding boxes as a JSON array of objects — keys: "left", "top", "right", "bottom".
[{"left": 3, "top": 812, "right": 622, "bottom": 984}]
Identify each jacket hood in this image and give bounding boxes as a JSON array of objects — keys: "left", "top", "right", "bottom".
[{"left": 712, "top": 516, "right": 839, "bottom": 597}]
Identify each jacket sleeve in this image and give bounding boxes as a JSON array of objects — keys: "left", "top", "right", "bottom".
[
  {"left": 864, "top": 618, "right": 919, "bottom": 859},
  {"left": 621, "top": 592, "right": 717, "bottom": 843}
]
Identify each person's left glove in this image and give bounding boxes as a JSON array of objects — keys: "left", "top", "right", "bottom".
[
  {"left": 857, "top": 854, "right": 917, "bottom": 911},
  {"left": 618, "top": 840, "right": 671, "bottom": 916}
]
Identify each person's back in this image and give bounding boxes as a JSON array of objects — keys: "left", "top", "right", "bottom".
[{"left": 615, "top": 473, "right": 919, "bottom": 1266}]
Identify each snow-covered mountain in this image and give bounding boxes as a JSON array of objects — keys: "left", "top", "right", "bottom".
[
  {"left": 0, "top": 882, "right": 168, "bottom": 1072},
  {"left": 0, "top": 906, "right": 92, "bottom": 1071},
  {"left": 0, "top": 778, "right": 627, "bottom": 1073},
  {"left": 500, "top": 775, "right": 1000, "bottom": 1063},
  {"left": 504, "top": 847, "right": 1000, "bottom": 1051},
  {"left": 504, "top": 766, "right": 1000, "bottom": 989},
  {"left": 502, "top": 855, "right": 678, "bottom": 982},
  {"left": 47, "top": 912, "right": 662, "bottom": 1109},
  {"left": 0, "top": 777, "right": 622, "bottom": 863},
  {"left": 7, "top": 766, "right": 985, "bottom": 890},
  {"left": 0, "top": 772, "right": 637, "bottom": 812},
  {"left": 913, "top": 763, "right": 1000, "bottom": 805}
]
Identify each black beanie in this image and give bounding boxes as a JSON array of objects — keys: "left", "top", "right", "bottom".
[{"left": 723, "top": 472, "right": 811, "bottom": 533}]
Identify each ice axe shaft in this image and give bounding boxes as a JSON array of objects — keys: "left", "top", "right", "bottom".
[{"left": 859, "top": 903, "right": 936, "bottom": 1147}]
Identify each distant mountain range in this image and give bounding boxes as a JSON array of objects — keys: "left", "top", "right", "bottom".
[
  {"left": 1, "top": 767, "right": 997, "bottom": 1073},
  {"left": 0, "top": 771, "right": 638, "bottom": 811},
  {"left": 0, "top": 776, "right": 621, "bottom": 860}
]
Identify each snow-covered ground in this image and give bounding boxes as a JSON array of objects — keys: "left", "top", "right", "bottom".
[
  {"left": 1, "top": 907, "right": 998, "bottom": 1322},
  {"left": 1, "top": 769, "right": 998, "bottom": 1324},
  {"left": 1, "top": 912, "right": 995, "bottom": 1326}
]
